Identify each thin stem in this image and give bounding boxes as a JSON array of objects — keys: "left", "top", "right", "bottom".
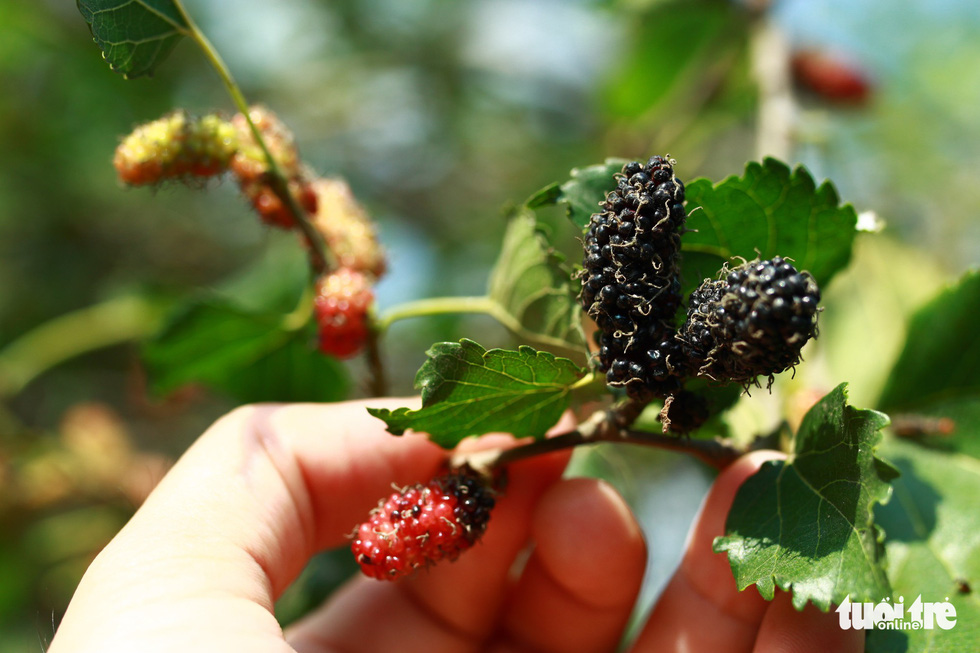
[
  {"left": 281, "top": 282, "right": 315, "bottom": 332},
  {"left": 377, "top": 295, "right": 580, "bottom": 355},
  {"left": 0, "top": 296, "right": 165, "bottom": 399},
  {"left": 377, "top": 296, "right": 500, "bottom": 333},
  {"left": 620, "top": 429, "right": 743, "bottom": 470},
  {"left": 171, "top": 0, "right": 332, "bottom": 276},
  {"left": 456, "top": 409, "right": 744, "bottom": 473}
]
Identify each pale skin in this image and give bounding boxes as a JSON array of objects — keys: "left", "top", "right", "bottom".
[{"left": 49, "top": 399, "right": 863, "bottom": 653}]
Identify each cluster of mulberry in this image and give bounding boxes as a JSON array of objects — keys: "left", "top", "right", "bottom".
[
  {"left": 114, "top": 107, "right": 388, "bottom": 360},
  {"left": 677, "top": 257, "right": 820, "bottom": 387},
  {"left": 351, "top": 468, "right": 496, "bottom": 581},
  {"left": 580, "top": 158, "right": 822, "bottom": 419},
  {"left": 579, "top": 156, "right": 687, "bottom": 401},
  {"left": 113, "top": 111, "right": 237, "bottom": 185}
]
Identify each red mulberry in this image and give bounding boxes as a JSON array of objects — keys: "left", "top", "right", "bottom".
[
  {"left": 351, "top": 468, "right": 496, "bottom": 581},
  {"left": 314, "top": 268, "right": 373, "bottom": 359}
]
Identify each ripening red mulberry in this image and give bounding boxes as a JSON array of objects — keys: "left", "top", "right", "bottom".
[
  {"left": 309, "top": 178, "right": 387, "bottom": 280},
  {"left": 352, "top": 468, "right": 496, "bottom": 581},
  {"left": 114, "top": 111, "right": 237, "bottom": 185},
  {"left": 791, "top": 49, "right": 872, "bottom": 105},
  {"left": 314, "top": 268, "right": 373, "bottom": 359},
  {"left": 579, "top": 156, "right": 687, "bottom": 401},
  {"left": 677, "top": 257, "right": 820, "bottom": 387}
]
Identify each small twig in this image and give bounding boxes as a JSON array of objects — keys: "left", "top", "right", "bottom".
[
  {"left": 0, "top": 296, "right": 164, "bottom": 399},
  {"left": 172, "top": 0, "right": 333, "bottom": 276},
  {"left": 454, "top": 408, "right": 744, "bottom": 473},
  {"left": 620, "top": 429, "right": 742, "bottom": 470}
]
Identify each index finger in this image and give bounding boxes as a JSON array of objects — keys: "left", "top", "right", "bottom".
[{"left": 52, "top": 399, "right": 448, "bottom": 650}]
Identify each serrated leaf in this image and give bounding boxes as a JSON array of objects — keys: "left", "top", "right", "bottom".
[
  {"left": 77, "top": 0, "right": 190, "bottom": 78},
  {"left": 867, "top": 437, "right": 980, "bottom": 652},
  {"left": 714, "top": 384, "right": 896, "bottom": 610},
  {"left": 487, "top": 210, "right": 585, "bottom": 354},
  {"left": 143, "top": 299, "right": 349, "bottom": 403},
  {"left": 878, "top": 270, "right": 980, "bottom": 412},
  {"left": 683, "top": 158, "right": 858, "bottom": 295},
  {"left": 368, "top": 339, "right": 584, "bottom": 449},
  {"left": 526, "top": 159, "right": 629, "bottom": 231}
]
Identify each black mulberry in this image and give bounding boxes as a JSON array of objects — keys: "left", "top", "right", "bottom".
[
  {"left": 677, "top": 257, "right": 820, "bottom": 387},
  {"left": 580, "top": 156, "right": 687, "bottom": 400}
]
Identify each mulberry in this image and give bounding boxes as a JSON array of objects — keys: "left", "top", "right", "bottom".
[
  {"left": 314, "top": 268, "right": 374, "bottom": 359},
  {"left": 310, "top": 178, "right": 387, "bottom": 280},
  {"left": 351, "top": 468, "right": 496, "bottom": 581},
  {"left": 113, "top": 111, "right": 237, "bottom": 185},
  {"left": 678, "top": 257, "right": 820, "bottom": 386},
  {"left": 580, "top": 156, "right": 687, "bottom": 400}
]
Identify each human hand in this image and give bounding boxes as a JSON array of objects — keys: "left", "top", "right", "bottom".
[{"left": 49, "top": 400, "right": 862, "bottom": 653}]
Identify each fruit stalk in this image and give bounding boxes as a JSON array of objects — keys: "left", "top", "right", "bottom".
[{"left": 171, "top": 0, "right": 332, "bottom": 276}]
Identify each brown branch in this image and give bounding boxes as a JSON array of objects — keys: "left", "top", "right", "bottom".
[
  {"left": 620, "top": 429, "right": 743, "bottom": 470},
  {"left": 454, "top": 409, "right": 745, "bottom": 473}
]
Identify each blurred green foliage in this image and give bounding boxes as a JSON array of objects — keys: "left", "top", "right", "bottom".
[{"left": 1, "top": 0, "right": 979, "bottom": 647}]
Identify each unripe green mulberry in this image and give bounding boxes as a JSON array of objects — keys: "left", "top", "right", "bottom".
[{"left": 114, "top": 111, "right": 237, "bottom": 185}]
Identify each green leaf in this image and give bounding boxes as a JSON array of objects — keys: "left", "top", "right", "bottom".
[
  {"left": 714, "top": 384, "right": 896, "bottom": 610},
  {"left": 683, "top": 158, "right": 858, "bottom": 296},
  {"left": 867, "top": 437, "right": 980, "bottom": 652},
  {"left": 526, "top": 159, "right": 629, "bottom": 232},
  {"left": 77, "top": 0, "right": 190, "bottom": 78},
  {"left": 603, "top": 0, "right": 744, "bottom": 120},
  {"left": 487, "top": 210, "right": 585, "bottom": 354},
  {"left": 143, "top": 299, "right": 349, "bottom": 404},
  {"left": 368, "top": 339, "right": 584, "bottom": 449},
  {"left": 878, "top": 271, "right": 980, "bottom": 412}
]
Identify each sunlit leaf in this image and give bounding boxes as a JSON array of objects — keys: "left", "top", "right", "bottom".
[
  {"left": 526, "top": 159, "right": 629, "bottom": 232},
  {"left": 683, "top": 158, "right": 858, "bottom": 295},
  {"left": 143, "top": 299, "right": 349, "bottom": 403},
  {"left": 77, "top": 0, "right": 190, "bottom": 78},
  {"left": 878, "top": 271, "right": 980, "bottom": 412},
  {"left": 868, "top": 437, "right": 980, "bottom": 651},
  {"left": 369, "top": 339, "right": 584, "bottom": 448},
  {"left": 487, "top": 210, "right": 585, "bottom": 355},
  {"left": 714, "top": 384, "right": 896, "bottom": 610}
]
